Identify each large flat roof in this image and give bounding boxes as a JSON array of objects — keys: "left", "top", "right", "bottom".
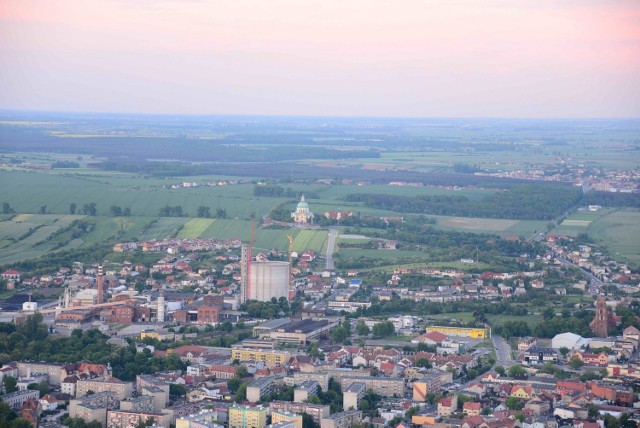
[{"left": 277, "top": 319, "right": 329, "bottom": 334}]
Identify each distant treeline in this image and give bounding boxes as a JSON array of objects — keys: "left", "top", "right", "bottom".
[
  {"left": 345, "top": 184, "right": 583, "bottom": 220},
  {"left": 0, "top": 127, "right": 379, "bottom": 162},
  {"left": 98, "top": 159, "right": 537, "bottom": 188},
  {"left": 584, "top": 191, "right": 640, "bottom": 208}
]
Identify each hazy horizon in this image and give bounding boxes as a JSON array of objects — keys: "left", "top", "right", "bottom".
[
  {"left": 2, "top": 0, "right": 639, "bottom": 118},
  {"left": 3, "top": 109, "right": 640, "bottom": 121}
]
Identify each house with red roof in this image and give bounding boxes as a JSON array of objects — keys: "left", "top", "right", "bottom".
[
  {"left": 39, "top": 394, "right": 58, "bottom": 411},
  {"left": 463, "top": 401, "right": 481, "bottom": 416},
  {"left": 437, "top": 395, "right": 458, "bottom": 417},
  {"left": 574, "top": 351, "right": 609, "bottom": 366},
  {"left": 461, "top": 415, "right": 486, "bottom": 428},
  {"left": 379, "top": 362, "right": 400, "bottom": 377},
  {"left": 1, "top": 270, "right": 20, "bottom": 281},
  {"left": 412, "top": 331, "right": 447, "bottom": 345},
  {"left": 510, "top": 385, "right": 534, "bottom": 399}
]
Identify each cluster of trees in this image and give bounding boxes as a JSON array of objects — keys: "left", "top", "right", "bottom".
[
  {"left": 2, "top": 202, "right": 15, "bottom": 214},
  {"left": 0, "top": 402, "right": 33, "bottom": 428},
  {"left": 96, "top": 146, "right": 380, "bottom": 173},
  {"left": 240, "top": 297, "right": 295, "bottom": 319},
  {"left": 253, "top": 185, "right": 298, "bottom": 198},
  {"left": 196, "top": 206, "right": 227, "bottom": 218},
  {"left": 81, "top": 202, "right": 97, "bottom": 216},
  {"left": 60, "top": 417, "right": 102, "bottom": 428},
  {"left": 331, "top": 320, "right": 352, "bottom": 343},
  {"left": 533, "top": 309, "right": 593, "bottom": 338},
  {"left": 352, "top": 218, "right": 539, "bottom": 259},
  {"left": 52, "top": 161, "right": 80, "bottom": 168},
  {"left": 158, "top": 205, "right": 185, "bottom": 217},
  {"left": 0, "top": 315, "right": 186, "bottom": 381},
  {"left": 371, "top": 321, "right": 395, "bottom": 339},
  {"left": 345, "top": 184, "right": 583, "bottom": 220},
  {"left": 493, "top": 320, "right": 531, "bottom": 339},
  {"left": 110, "top": 205, "right": 131, "bottom": 216}
]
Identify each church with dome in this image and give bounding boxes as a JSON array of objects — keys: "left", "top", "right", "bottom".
[{"left": 291, "top": 195, "right": 314, "bottom": 224}]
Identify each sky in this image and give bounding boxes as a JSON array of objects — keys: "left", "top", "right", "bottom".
[{"left": 1, "top": 0, "right": 639, "bottom": 118}]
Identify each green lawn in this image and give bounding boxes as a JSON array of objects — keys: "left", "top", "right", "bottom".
[
  {"left": 487, "top": 314, "right": 541, "bottom": 329},
  {"left": 428, "top": 312, "right": 476, "bottom": 322}
]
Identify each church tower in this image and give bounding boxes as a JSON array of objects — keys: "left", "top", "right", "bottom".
[{"left": 592, "top": 295, "right": 609, "bottom": 337}]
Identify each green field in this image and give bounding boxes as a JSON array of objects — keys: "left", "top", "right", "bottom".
[
  {"left": 178, "top": 218, "right": 216, "bottom": 238},
  {"left": 292, "top": 230, "right": 328, "bottom": 253},
  {"left": 552, "top": 208, "right": 614, "bottom": 237},
  {"left": 588, "top": 209, "right": 640, "bottom": 266},
  {"left": 0, "top": 171, "right": 284, "bottom": 219},
  {"left": 0, "top": 214, "right": 86, "bottom": 264}
]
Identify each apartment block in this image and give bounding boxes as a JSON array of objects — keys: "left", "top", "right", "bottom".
[
  {"left": 320, "top": 410, "right": 362, "bottom": 428},
  {"left": 106, "top": 409, "right": 173, "bottom": 428},
  {"left": 291, "top": 371, "right": 330, "bottom": 390},
  {"left": 413, "top": 373, "right": 442, "bottom": 401},
  {"left": 339, "top": 376, "right": 404, "bottom": 398},
  {"left": 76, "top": 378, "right": 133, "bottom": 401},
  {"left": 247, "top": 377, "right": 276, "bottom": 403},
  {"left": 231, "top": 347, "right": 292, "bottom": 368},
  {"left": 271, "top": 411, "right": 303, "bottom": 428},
  {"left": 136, "top": 374, "right": 170, "bottom": 406},
  {"left": 293, "top": 381, "right": 319, "bottom": 403},
  {"left": 229, "top": 405, "right": 267, "bottom": 428},
  {"left": 269, "top": 401, "right": 330, "bottom": 425},
  {"left": 343, "top": 382, "right": 365, "bottom": 411}
]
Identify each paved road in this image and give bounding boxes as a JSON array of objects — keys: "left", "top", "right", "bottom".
[
  {"left": 555, "top": 255, "right": 604, "bottom": 294},
  {"left": 492, "top": 334, "right": 514, "bottom": 367},
  {"left": 326, "top": 228, "right": 338, "bottom": 271}
]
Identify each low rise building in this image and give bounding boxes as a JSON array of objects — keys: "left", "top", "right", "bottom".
[
  {"left": 437, "top": 395, "right": 458, "bottom": 417},
  {"left": 518, "top": 337, "right": 537, "bottom": 351},
  {"left": 425, "top": 326, "right": 489, "bottom": 339},
  {"left": 1, "top": 390, "right": 39, "bottom": 409},
  {"left": 523, "top": 347, "right": 558, "bottom": 365}
]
